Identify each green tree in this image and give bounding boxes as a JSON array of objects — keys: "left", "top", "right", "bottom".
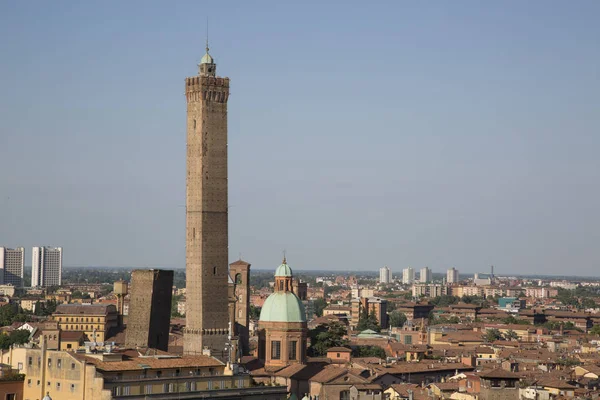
[
  {"left": 388, "top": 311, "right": 407, "bottom": 328},
  {"left": 353, "top": 345, "right": 386, "bottom": 359},
  {"left": 0, "top": 329, "right": 31, "bottom": 350},
  {"left": 484, "top": 328, "right": 502, "bottom": 342},
  {"left": 9, "top": 330, "right": 30, "bottom": 345},
  {"left": 590, "top": 324, "right": 600, "bottom": 336},
  {"left": 502, "top": 315, "right": 530, "bottom": 325},
  {"left": 581, "top": 298, "right": 597, "bottom": 309},
  {"left": 357, "top": 309, "right": 381, "bottom": 333},
  {"left": 313, "top": 298, "right": 327, "bottom": 317},
  {"left": 430, "top": 295, "right": 460, "bottom": 307},
  {"left": 171, "top": 294, "right": 183, "bottom": 318},
  {"left": 504, "top": 329, "right": 519, "bottom": 341},
  {"left": 308, "top": 321, "right": 349, "bottom": 356},
  {"left": 249, "top": 304, "right": 261, "bottom": 320}
]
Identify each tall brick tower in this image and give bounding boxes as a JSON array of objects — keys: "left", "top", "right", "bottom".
[
  {"left": 229, "top": 259, "right": 251, "bottom": 355},
  {"left": 184, "top": 43, "right": 230, "bottom": 356}
]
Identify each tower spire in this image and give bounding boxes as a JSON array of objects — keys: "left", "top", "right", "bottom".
[{"left": 206, "top": 17, "right": 209, "bottom": 53}]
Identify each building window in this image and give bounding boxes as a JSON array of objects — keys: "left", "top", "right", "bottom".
[
  {"left": 27, "top": 379, "right": 31, "bottom": 387},
  {"left": 47, "top": 358, "right": 52, "bottom": 368},
  {"left": 340, "top": 390, "right": 350, "bottom": 400},
  {"left": 17, "top": 362, "right": 22, "bottom": 371},
  {"left": 145, "top": 385, "right": 152, "bottom": 394},
  {"left": 271, "top": 340, "right": 281, "bottom": 360},
  {"left": 57, "top": 359, "right": 61, "bottom": 369},
  {"left": 56, "top": 382, "right": 61, "bottom": 391},
  {"left": 289, "top": 340, "right": 297, "bottom": 360},
  {"left": 207, "top": 380, "right": 213, "bottom": 390},
  {"left": 28, "top": 357, "right": 32, "bottom": 366},
  {"left": 237, "top": 378, "right": 245, "bottom": 388},
  {"left": 70, "top": 384, "right": 76, "bottom": 392},
  {"left": 124, "top": 386, "right": 130, "bottom": 395},
  {"left": 5, "top": 394, "right": 15, "bottom": 400},
  {"left": 71, "top": 363, "right": 76, "bottom": 369}
]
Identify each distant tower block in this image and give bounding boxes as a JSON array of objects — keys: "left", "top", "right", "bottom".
[
  {"left": 183, "top": 41, "right": 231, "bottom": 356},
  {"left": 126, "top": 269, "right": 173, "bottom": 351},
  {"left": 113, "top": 280, "right": 128, "bottom": 318}
]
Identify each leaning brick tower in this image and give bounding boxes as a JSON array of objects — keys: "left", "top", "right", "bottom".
[{"left": 183, "top": 43, "right": 230, "bottom": 356}]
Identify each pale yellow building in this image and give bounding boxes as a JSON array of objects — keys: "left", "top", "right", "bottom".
[
  {"left": 52, "top": 304, "right": 118, "bottom": 342},
  {"left": 2, "top": 344, "right": 286, "bottom": 400}
]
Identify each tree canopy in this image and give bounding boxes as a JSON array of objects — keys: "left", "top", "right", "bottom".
[
  {"left": 308, "top": 321, "right": 349, "bottom": 356},
  {"left": 388, "top": 311, "right": 407, "bottom": 328},
  {"left": 357, "top": 308, "right": 381, "bottom": 333}
]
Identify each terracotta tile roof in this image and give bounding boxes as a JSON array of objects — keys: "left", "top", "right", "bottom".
[
  {"left": 55, "top": 304, "right": 116, "bottom": 316},
  {"left": 85, "top": 354, "right": 223, "bottom": 372},
  {"left": 352, "top": 383, "right": 382, "bottom": 390},
  {"left": 276, "top": 362, "right": 328, "bottom": 380},
  {"left": 310, "top": 365, "right": 348, "bottom": 383},
  {"left": 478, "top": 368, "right": 522, "bottom": 379},
  {"left": 538, "top": 379, "right": 576, "bottom": 389},
  {"left": 388, "top": 384, "right": 430, "bottom": 400},
  {"left": 60, "top": 331, "right": 86, "bottom": 341},
  {"left": 351, "top": 357, "right": 383, "bottom": 365},
  {"left": 372, "top": 362, "right": 474, "bottom": 376},
  {"left": 430, "top": 382, "right": 459, "bottom": 391},
  {"left": 328, "top": 347, "right": 352, "bottom": 353}
]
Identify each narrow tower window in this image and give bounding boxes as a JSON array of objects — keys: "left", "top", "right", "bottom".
[
  {"left": 193, "top": 119, "right": 196, "bottom": 130},
  {"left": 213, "top": 266, "right": 217, "bottom": 275}
]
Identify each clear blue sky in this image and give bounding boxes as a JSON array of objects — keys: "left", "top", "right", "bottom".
[{"left": 1, "top": 1, "right": 599, "bottom": 275}]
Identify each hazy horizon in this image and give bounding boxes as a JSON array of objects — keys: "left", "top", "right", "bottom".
[{"left": 1, "top": 1, "right": 599, "bottom": 275}]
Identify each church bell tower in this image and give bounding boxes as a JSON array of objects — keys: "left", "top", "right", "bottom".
[{"left": 184, "top": 43, "right": 230, "bottom": 356}]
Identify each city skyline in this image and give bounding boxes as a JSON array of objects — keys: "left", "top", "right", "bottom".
[{"left": 1, "top": 1, "right": 600, "bottom": 275}]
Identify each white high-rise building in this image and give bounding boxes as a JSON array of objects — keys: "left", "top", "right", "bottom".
[
  {"left": 447, "top": 267, "right": 459, "bottom": 284},
  {"left": 0, "top": 247, "right": 24, "bottom": 287},
  {"left": 402, "top": 267, "right": 415, "bottom": 285},
  {"left": 32, "top": 247, "right": 62, "bottom": 287},
  {"left": 419, "top": 267, "right": 432, "bottom": 283},
  {"left": 379, "top": 266, "right": 391, "bottom": 284}
]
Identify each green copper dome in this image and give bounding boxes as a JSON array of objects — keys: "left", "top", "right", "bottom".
[
  {"left": 275, "top": 261, "right": 293, "bottom": 277},
  {"left": 259, "top": 292, "right": 306, "bottom": 323},
  {"left": 201, "top": 51, "right": 213, "bottom": 64}
]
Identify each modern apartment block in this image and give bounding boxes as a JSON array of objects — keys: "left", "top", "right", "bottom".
[
  {"left": 0, "top": 247, "right": 24, "bottom": 286},
  {"left": 447, "top": 267, "right": 459, "bottom": 284},
  {"left": 402, "top": 267, "right": 415, "bottom": 285},
  {"left": 379, "top": 266, "right": 391, "bottom": 284},
  {"left": 31, "top": 247, "right": 62, "bottom": 287},
  {"left": 419, "top": 267, "right": 432, "bottom": 283}
]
